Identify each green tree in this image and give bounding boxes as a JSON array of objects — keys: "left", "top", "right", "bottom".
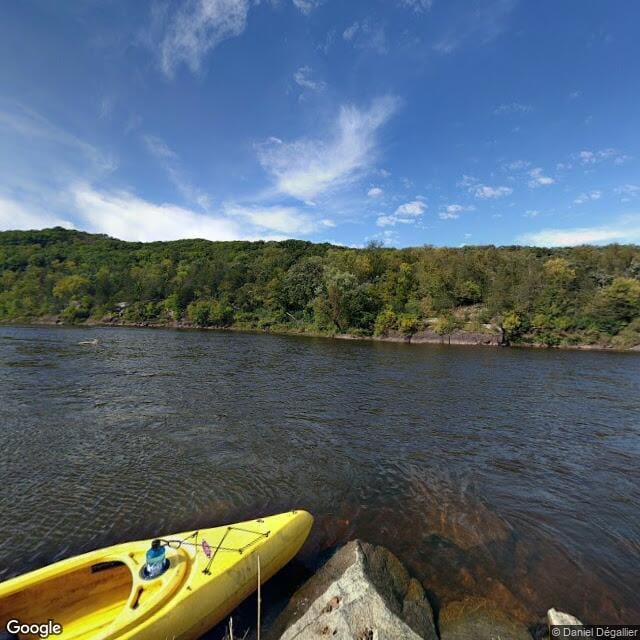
[
  {"left": 374, "top": 307, "right": 398, "bottom": 336},
  {"left": 433, "top": 313, "right": 459, "bottom": 336},
  {"left": 589, "top": 277, "right": 640, "bottom": 333}
]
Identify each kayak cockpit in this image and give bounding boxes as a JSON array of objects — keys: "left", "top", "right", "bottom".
[{"left": 0, "top": 560, "right": 132, "bottom": 639}]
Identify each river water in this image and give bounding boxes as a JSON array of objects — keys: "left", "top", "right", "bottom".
[{"left": 1, "top": 325, "right": 639, "bottom": 626}]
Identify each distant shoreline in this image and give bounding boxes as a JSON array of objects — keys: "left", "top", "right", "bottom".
[{"left": 2, "top": 317, "right": 639, "bottom": 353}]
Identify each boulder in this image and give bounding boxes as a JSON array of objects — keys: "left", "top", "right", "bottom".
[
  {"left": 266, "top": 540, "right": 437, "bottom": 640},
  {"left": 547, "top": 608, "right": 583, "bottom": 626},
  {"left": 438, "top": 597, "right": 532, "bottom": 640}
]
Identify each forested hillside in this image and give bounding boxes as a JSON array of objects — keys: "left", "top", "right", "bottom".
[{"left": 1, "top": 227, "right": 640, "bottom": 348}]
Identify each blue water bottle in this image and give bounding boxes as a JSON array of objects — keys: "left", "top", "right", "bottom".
[{"left": 144, "top": 539, "right": 166, "bottom": 578}]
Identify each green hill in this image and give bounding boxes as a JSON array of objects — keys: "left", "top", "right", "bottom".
[{"left": 1, "top": 227, "right": 640, "bottom": 348}]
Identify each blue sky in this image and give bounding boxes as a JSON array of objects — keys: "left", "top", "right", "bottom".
[{"left": 1, "top": 0, "right": 639, "bottom": 247}]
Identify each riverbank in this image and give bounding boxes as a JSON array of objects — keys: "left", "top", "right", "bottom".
[
  {"left": 3, "top": 316, "right": 639, "bottom": 353},
  {"left": 2, "top": 229, "right": 639, "bottom": 353},
  {"left": 230, "top": 539, "right": 585, "bottom": 640}
]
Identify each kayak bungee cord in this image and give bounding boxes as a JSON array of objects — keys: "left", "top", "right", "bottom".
[{"left": 158, "top": 526, "right": 271, "bottom": 575}]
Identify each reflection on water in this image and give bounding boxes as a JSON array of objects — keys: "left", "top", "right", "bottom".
[{"left": 0, "top": 326, "right": 639, "bottom": 624}]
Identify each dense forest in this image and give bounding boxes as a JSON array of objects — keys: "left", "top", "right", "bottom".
[{"left": 1, "top": 227, "right": 640, "bottom": 348}]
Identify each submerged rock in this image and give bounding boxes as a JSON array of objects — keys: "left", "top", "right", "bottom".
[
  {"left": 438, "top": 596, "right": 532, "bottom": 640},
  {"left": 266, "top": 540, "right": 437, "bottom": 640}
]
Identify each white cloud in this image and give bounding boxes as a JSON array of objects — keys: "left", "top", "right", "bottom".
[
  {"left": 98, "top": 95, "right": 115, "bottom": 120},
  {"left": 226, "top": 204, "right": 331, "bottom": 235},
  {"left": 143, "top": 134, "right": 176, "bottom": 160},
  {"left": 341, "top": 20, "right": 387, "bottom": 54},
  {"left": 158, "top": 0, "right": 249, "bottom": 78},
  {"left": 493, "top": 102, "right": 532, "bottom": 116},
  {"left": 397, "top": 0, "right": 433, "bottom": 12},
  {"left": 573, "top": 190, "right": 602, "bottom": 204},
  {"left": 459, "top": 174, "right": 512, "bottom": 199},
  {"left": 376, "top": 199, "right": 426, "bottom": 227},
  {"left": 578, "top": 150, "right": 596, "bottom": 164},
  {"left": 257, "top": 95, "right": 400, "bottom": 201},
  {"left": 518, "top": 216, "right": 640, "bottom": 246},
  {"left": 2, "top": 182, "right": 333, "bottom": 242},
  {"left": 438, "top": 204, "right": 466, "bottom": 219},
  {"left": 376, "top": 215, "right": 398, "bottom": 227},
  {"left": 292, "top": 0, "right": 323, "bottom": 14},
  {"left": 370, "top": 229, "right": 400, "bottom": 246},
  {"left": 395, "top": 200, "right": 426, "bottom": 216},
  {"left": 615, "top": 184, "right": 640, "bottom": 202},
  {"left": 503, "top": 160, "right": 530, "bottom": 172},
  {"left": 72, "top": 184, "right": 241, "bottom": 242},
  {"left": 576, "top": 148, "right": 632, "bottom": 166},
  {"left": 528, "top": 167, "right": 555, "bottom": 187},
  {"left": 433, "top": 1, "right": 518, "bottom": 54},
  {"left": 293, "top": 66, "right": 326, "bottom": 92},
  {"left": 143, "top": 134, "right": 211, "bottom": 209},
  {"left": 343, "top": 22, "right": 359, "bottom": 41},
  {"left": 474, "top": 185, "right": 512, "bottom": 199},
  {"left": 367, "top": 187, "right": 384, "bottom": 198},
  {"left": 0, "top": 196, "right": 75, "bottom": 231},
  {"left": 458, "top": 174, "right": 478, "bottom": 188}
]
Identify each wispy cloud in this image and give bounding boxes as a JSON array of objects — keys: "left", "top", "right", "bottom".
[
  {"left": 343, "top": 22, "right": 359, "bottom": 41},
  {"left": 143, "top": 134, "right": 211, "bottom": 209},
  {"left": 72, "top": 184, "right": 241, "bottom": 242},
  {"left": 0, "top": 100, "right": 115, "bottom": 173},
  {"left": 256, "top": 96, "right": 400, "bottom": 201},
  {"left": 225, "top": 204, "right": 331, "bottom": 235},
  {"left": 292, "top": 0, "right": 323, "bottom": 14},
  {"left": 438, "top": 203, "right": 473, "bottom": 220},
  {"left": 576, "top": 148, "right": 632, "bottom": 166},
  {"left": 493, "top": 102, "right": 532, "bottom": 116},
  {"left": 528, "top": 167, "right": 555, "bottom": 187},
  {"left": 503, "top": 159, "right": 530, "bottom": 172},
  {"left": 460, "top": 176, "right": 512, "bottom": 199},
  {"left": 156, "top": 0, "right": 249, "bottom": 78},
  {"left": 0, "top": 196, "right": 75, "bottom": 232},
  {"left": 377, "top": 199, "right": 426, "bottom": 227},
  {"left": 293, "top": 66, "right": 326, "bottom": 93},
  {"left": 341, "top": 21, "right": 388, "bottom": 54},
  {"left": 432, "top": 0, "right": 517, "bottom": 54},
  {"left": 615, "top": 184, "right": 640, "bottom": 202},
  {"left": 573, "top": 190, "right": 602, "bottom": 204},
  {"left": 519, "top": 215, "right": 640, "bottom": 246},
  {"left": 397, "top": 0, "right": 434, "bottom": 13},
  {"left": 475, "top": 185, "right": 512, "bottom": 198},
  {"left": 367, "top": 187, "right": 384, "bottom": 198}
]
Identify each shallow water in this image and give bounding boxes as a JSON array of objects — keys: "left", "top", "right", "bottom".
[{"left": 1, "top": 325, "right": 639, "bottom": 626}]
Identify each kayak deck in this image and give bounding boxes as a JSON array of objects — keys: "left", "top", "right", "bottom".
[
  {"left": 0, "top": 510, "right": 313, "bottom": 640},
  {"left": 1, "top": 561, "right": 132, "bottom": 639}
]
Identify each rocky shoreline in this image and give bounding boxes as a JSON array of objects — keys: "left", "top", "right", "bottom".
[
  {"left": 3, "top": 317, "right": 639, "bottom": 353},
  {"left": 253, "top": 540, "right": 582, "bottom": 640}
]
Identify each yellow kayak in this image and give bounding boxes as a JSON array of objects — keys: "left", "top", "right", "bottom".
[{"left": 0, "top": 510, "right": 313, "bottom": 640}]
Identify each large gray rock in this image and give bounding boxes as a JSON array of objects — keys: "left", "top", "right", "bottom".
[
  {"left": 547, "top": 608, "right": 583, "bottom": 626},
  {"left": 266, "top": 540, "right": 437, "bottom": 640},
  {"left": 439, "top": 597, "right": 532, "bottom": 640}
]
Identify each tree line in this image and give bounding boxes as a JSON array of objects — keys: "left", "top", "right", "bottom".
[{"left": 1, "top": 227, "right": 639, "bottom": 347}]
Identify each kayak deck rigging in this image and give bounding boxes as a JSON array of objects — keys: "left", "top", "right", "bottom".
[{"left": 0, "top": 511, "right": 313, "bottom": 640}]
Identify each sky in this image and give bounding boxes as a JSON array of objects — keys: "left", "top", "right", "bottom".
[{"left": 1, "top": 0, "right": 639, "bottom": 248}]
